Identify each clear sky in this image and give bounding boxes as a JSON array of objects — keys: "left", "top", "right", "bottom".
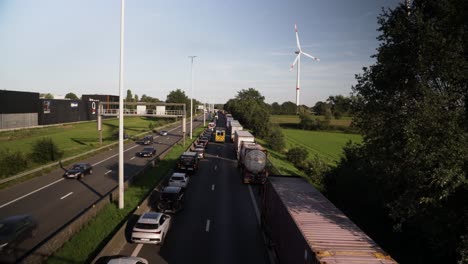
[{"left": 0, "top": 0, "right": 401, "bottom": 106}]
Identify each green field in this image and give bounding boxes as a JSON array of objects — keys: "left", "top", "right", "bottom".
[
  {"left": 0, "top": 117, "right": 175, "bottom": 178},
  {"left": 283, "top": 128, "right": 362, "bottom": 165},
  {"left": 270, "top": 114, "right": 352, "bottom": 127}
]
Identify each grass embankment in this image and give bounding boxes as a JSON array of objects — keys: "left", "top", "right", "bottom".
[
  {"left": 270, "top": 114, "right": 353, "bottom": 127},
  {"left": 46, "top": 126, "right": 205, "bottom": 264},
  {"left": 0, "top": 117, "right": 175, "bottom": 179}
]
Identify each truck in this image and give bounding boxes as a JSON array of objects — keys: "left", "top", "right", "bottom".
[
  {"left": 234, "top": 130, "right": 255, "bottom": 159},
  {"left": 261, "top": 176, "right": 397, "bottom": 264},
  {"left": 215, "top": 129, "right": 226, "bottom": 143},
  {"left": 225, "top": 114, "right": 234, "bottom": 128},
  {"left": 229, "top": 120, "right": 243, "bottom": 142},
  {"left": 238, "top": 142, "right": 268, "bottom": 184}
]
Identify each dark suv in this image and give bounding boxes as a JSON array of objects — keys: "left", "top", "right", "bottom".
[
  {"left": 177, "top": 152, "right": 199, "bottom": 174},
  {"left": 157, "top": 186, "right": 185, "bottom": 213},
  {"left": 0, "top": 215, "right": 37, "bottom": 253},
  {"left": 140, "top": 135, "right": 154, "bottom": 145},
  {"left": 63, "top": 163, "right": 93, "bottom": 179}
]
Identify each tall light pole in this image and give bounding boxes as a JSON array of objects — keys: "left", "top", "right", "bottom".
[
  {"left": 188, "top": 56, "right": 197, "bottom": 139},
  {"left": 118, "top": 0, "right": 125, "bottom": 209}
]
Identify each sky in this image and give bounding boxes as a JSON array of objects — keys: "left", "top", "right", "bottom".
[{"left": 0, "top": 0, "right": 401, "bottom": 106}]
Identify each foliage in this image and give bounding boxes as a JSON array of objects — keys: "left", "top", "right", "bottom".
[
  {"left": 166, "top": 89, "right": 190, "bottom": 115},
  {"left": 40, "top": 93, "right": 54, "bottom": 99},
  {"left": 30, "top": 137, "right": 63, "bottom": 163},
  {"left": 269, "top": 101, "right": 297, "bottom": 115},
  {"left": 285, "top": 146, "right": 308, "bottom": 168},
  {"left": 265, "top": 124, "right": 285, "bottom": 152},
  {"left": 0, "top": 149, "right": 29, "bottom": 176},
  {"left": 303, "top": 154, "right": 330, "bottom": 186},
  {"left": 224, "top": 88, "right": 271, "bottom": 137},
  {"left": 64, "top": 93, "right": 79, "bottom": 100},
  {"left": 298, "top": 111, "right": 330, "bottom": 130},
  {"left": 328, "top": 0, "right": 468, "bottom": 262}
]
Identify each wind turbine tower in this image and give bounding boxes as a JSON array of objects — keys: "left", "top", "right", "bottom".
[{"left": 290, "top": 24, "right": 320, "bottom": 111}]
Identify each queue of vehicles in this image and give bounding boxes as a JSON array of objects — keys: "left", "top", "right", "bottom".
[{"left": 129, "top": 125, "right": 213, "bottom": 246}]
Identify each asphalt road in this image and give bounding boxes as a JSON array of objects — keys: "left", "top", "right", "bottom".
[
  {"left": 114, "top": 115, "right": 270, "bottom": 264},
  {"left": 0, "top": 119, "right": 202, "bottom": 263}
]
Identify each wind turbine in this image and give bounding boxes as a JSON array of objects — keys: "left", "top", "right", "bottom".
[{"left": 290, "top": 24, "right": 320, "bottom": 111}]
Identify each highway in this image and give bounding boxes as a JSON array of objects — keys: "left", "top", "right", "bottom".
[
  {"left": 0, "top": 119, "right": 202, "bottom": 264},
  {"left": 112, "top": 115, "right": 270, "bottom": 264}
]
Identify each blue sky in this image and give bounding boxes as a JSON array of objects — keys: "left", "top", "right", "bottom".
[{"left": 0, "top": 0, "right": 400, "bottom": 106}]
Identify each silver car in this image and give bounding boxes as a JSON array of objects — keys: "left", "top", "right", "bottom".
[
  {"left": 107, "top": 256, "right": 148, "bottom": 264},
  {"left": 131, "top": 212, "right": 171, "bottom": 245},
  {"left": 168, "top": 172, "right": 189, "bottom": 188}
]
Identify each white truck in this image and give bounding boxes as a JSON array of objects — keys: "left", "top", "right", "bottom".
[
  {"left": 234, "top": 130, "right": 255, "bottom": 159},
  {"left": 238, "top": 142, "right": 268, "bottom": 184},
  {"left": 229, "top": 120, "right": 243, "bottom": 142}
]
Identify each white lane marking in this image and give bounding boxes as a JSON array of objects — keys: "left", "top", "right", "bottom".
[
  {"left": 60, "top": 192, "right": 73, "bottom": 200},
  {"left": 214, "top": 165, "right": 217, "bottom": 170},
  {"left": 0, "top": 123, "right": 187, "bottom": 209},
  {"left": 0, "top": 178, "right": 64, "bottom": 209},
  {"left": 131, "top": 243, "right": 143, "bottom": 257},
  {"left": 211, "top": 184, "right": 215, "bottom": 191},
  {"left": 248, "top": 185, "right": 261, "bottom": 225},
  {"left": 206, "top": 219, "right": 211, "bottom": 232},
  {"left": 105, "top": 170, "right": 112, "bottom": 175},
  {"left": 130, "top": 157, "right": 135, "bottom": 160}
]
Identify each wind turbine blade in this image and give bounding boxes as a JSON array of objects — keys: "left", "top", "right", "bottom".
[
  {"left": 301, "top": 51, "right": 320, "bottom": 61},
  {"left": 290, "top": 54, "right": 300, "bottom": 71},
  {"left": 295, "top": 24, "right": 301, "bottom": 51}
]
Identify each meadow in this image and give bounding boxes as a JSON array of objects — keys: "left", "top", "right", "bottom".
[
  {"left": 264, "top": 115, "right": 361, "bottom": 177},
  {"left": 270, "top": 114, "right": 353, "bottom": 127}
]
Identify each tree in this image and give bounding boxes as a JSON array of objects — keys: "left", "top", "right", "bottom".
[
  {"left": 65, "top": 93, "right": 79, "bottom": 100},
  {"left": 286, "top": 146, "right": 308, "bottom": 168},
  {"left": 40, "top": 93, "right": 54, "bottom": 99},
  {"left": 327, "top": 95, "right": 352, "bottom": 116},
  {"left": 328, "top": 0, "right": 467, "bottom": 262},
  {"left": 30, "top": 137, "right": 63, "bottom": 163},
  {"left": 166, "top": 89, "right": 190, "bottom": 114},
  {"left": 280, "top": 101, "right": 297, "bottom": 115},
  {"left": 266, "top": 124, "right": 285, "bottom": 152},
  {"left": 270, "top": 102, "right": 281, "bottom": 115},
  {"left": 312, "top": 101, "right": 330, "bottom": 115}
]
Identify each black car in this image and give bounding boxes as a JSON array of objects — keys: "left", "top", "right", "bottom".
[
  {"left": 0, "top": 215, "right": 37, "bottom": 253},
  {"left": 157, "top": 186, "right": 185, "bottom": 213},
  {"left": 64, "top": 163, "right": 93, "bottom": 179},
  {"left": 137, "top": 147, "right": 156, "bottom": 157},
  {"left": 177, "top": 152, "right": 199, "bottom": 174},
  {"left": 138, "top": 135, "right": 154, "bottom": 145}
]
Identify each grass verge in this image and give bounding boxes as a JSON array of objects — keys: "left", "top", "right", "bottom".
[{"left": 46, "top": 126, "right": 205, "bottom": 264}]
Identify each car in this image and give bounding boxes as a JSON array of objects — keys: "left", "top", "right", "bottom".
[
  {"left": 140, "top": 135, "right": 153, "bottom": 145},
  {"left": 131, "top": 212, "right": 171, "bottom": 245},
  {"left": 168, "top": 172, "right": 189, "bottom": 188},
  {"left": 157, "top": 186, "right": 185, "bottom": 213},
  {"left": 159, "top": 130, "right": 168, "bottom": 136},
  {"left": 97, "top": 256, "right": 149, "bottom": 264},
  {"left": 198, "top": 139, "right": 209, "bottom": 148},
  {"left": 177, "top": 152, "right": 199, "bottom": 174},
  {"left": 137, "top": 147, "right": 156, "bottom": 157},
  {"left": 193, "top": 147, "right": 205, "bottom": 159},
  {"left": 0, "top": 215, "right": 38, "bottom": 253},
  {"left": 63, "top": 163, "right": 93, "bottom": 179}
]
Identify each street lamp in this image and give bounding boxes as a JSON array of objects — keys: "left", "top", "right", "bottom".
[
  {"left": 188, "top": 56, "right": 197, "bottom": 139},
  {"left": 118, "top": 0, "right": 125, "bottom": 209}
]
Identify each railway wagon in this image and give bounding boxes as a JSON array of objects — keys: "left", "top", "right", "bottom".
[{"left": 261, "top": 176, "right": 397, "bottom": 264}]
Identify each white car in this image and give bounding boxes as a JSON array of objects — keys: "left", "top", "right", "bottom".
[
  {"left": 168, "top": 172, "right": 189, "bottom": 188},
  {"left": 107, "top": 256, "right": 149, "bottom": 264},
  {"left": 131, "top": 212, "right": 172, "bottom": 245},
  {"left": 159, "top": 130, "right": 168, "bottom": 136}
]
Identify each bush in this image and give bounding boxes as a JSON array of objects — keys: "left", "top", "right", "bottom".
[
  {"left": 148, "top": 122, "right": 155, "bottom": 131},
  {"left": 303, "top": 155, "right": 330, "bottom": 186},
  {"left": 0, "top": 149, "right": 29, "bottom": 177},
  {"left": 286, "top": 146, "right": 308, "bottom": 168},
  {"left": 266, "top": 124, "right": 285, "bottom": 152},
  {"left": 30, "top": 137, "right": 63, "bottom": 163}
]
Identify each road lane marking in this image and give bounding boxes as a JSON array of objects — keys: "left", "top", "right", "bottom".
[
  {"left": 0, "top": 123, "right": 188, "bottom": 209},
  {"left": 206, "top": 219, "right": 211, "bottom": 232},
  {"left": 105, "top": 170, "right": 112, "bottom": 175},
  {"left": 214, "top": 165, "right": 217, "bottom": 170},
  {"left": 131, "top": 243, "right": 143, "bottom": 257},
  {"left": 0, "top": 178, "right": 64, "bottom": 209},
  {"left": 130, "top": 157, "right": 135, "bottom": 160},
  {"left": 60, "top": 192, "right": 73, "bottom": 200},
  {"left": 211, "top": 184, "right": 215, "bottom": 191},
  {"left": 248, "top": 186, "right": 261, "bottom": 225}
]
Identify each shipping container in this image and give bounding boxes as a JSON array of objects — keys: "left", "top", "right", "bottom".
[{"left": 262, "top": 176, "right": 397, "bottom": 264}]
